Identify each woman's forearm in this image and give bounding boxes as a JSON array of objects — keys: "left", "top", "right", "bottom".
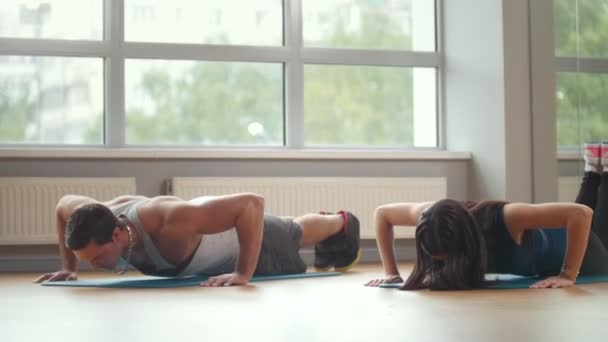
[
  {"left": 561, "top": 206, "right": 593, "bottom": 280},
  {"left": 375, "top": 208, "right": 400, "bottom": 276}
]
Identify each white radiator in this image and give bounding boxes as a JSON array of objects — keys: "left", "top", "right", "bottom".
[
  {"left": 558, "top": 176, "right": 580, "bottom": 203},
  {"left": 166, "top": 177, "right": 447, "bottom": 239},
  {"left": 0, "top": 177, "right": 136, "bottom": 245}
]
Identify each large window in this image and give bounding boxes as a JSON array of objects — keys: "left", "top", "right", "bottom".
[
  {"left": 125, "top": 60, "right": 284, "bottom": 146},
  {"left": 0, "top": 0, "right": 440, "bottom": 148},
  {"left": 0, "top": 56, "right": 103, "bottom": 144},
  {"left": 554, "top": 0, "right": 608, "bottom": 150}
]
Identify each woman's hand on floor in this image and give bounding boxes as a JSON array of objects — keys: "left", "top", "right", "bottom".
[
  {"left": 365, "top": 274, "right": 403, "bottom": 287},
  {"left": 530, "top": 276, "right": 575, "bottom": 289}
]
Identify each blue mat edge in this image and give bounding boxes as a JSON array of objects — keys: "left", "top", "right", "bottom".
[
  {"left": 378, "top": 274, "right": 608, "bottom": 289},
  {"left": 41, "top": 271, "right": 341, "bottom": 288}
]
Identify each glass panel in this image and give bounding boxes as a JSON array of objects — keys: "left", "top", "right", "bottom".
[
  {"left": 125, "top": 0, "right": 282, "bottom": 46},
  {"left": 303, "top": 0, "right": 435, "bottom": 51},
  {"left": 554, "top": 0, "right": 608, "bottom": 58},
  {"left": 0, "top": 0, "right": 102, "bottom": 40},
  {"left": 0, "top": 56, "right": 104, "bottom": 144},
  {"left": 125, "top": 59, "right": 283, "bottom": 146},
  {"left": 556, "top": 72, "right": 608, "bottom": 149},
  {"left": 304, "top": 64, "right": 436, "bottom": 147}
]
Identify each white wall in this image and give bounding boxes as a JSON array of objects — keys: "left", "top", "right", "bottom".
[
  {"left": 443, "top": 0, "right": 556, "bottom": 202},
  {"left": 444, "top": 0, "right": 508, "bottom": 200}
]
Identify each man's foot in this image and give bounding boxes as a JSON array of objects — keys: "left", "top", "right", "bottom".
[
  {"left": 313, "top": 211, "right": 336, "bottom": 271},
  {"left": 333, "top": 211, "right": 361, "bottom": 272},
  {"left": 313, "top": 211, "right": 361, "bottom": 272},
  {"left": 313, "top": 244, "right": 334, "bottom": 271}
]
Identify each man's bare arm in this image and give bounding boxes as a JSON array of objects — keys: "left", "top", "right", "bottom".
[
  {"left": 34, "top": 195, "right": 96, "bottom": 282},
  {"left": 161, "top": 193, "right": 265, "bottom": 281}
]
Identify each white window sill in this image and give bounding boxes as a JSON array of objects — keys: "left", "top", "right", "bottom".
[
  {"left": 558, "top": 152, "right": 583, "bottom": 161},
  {"left": 0, "top": 148, "right": 472, "bottom": 161}
]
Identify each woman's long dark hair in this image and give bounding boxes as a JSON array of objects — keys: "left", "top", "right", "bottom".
[{"left": 401, "top": 199, "right": 506, "bottom": 290}]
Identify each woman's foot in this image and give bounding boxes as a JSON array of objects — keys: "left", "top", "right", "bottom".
[
  {"left": 601, "top": 142, "right": 608, "bottom": 171},
  {"left": 584, "top": 142, "right": 601, "bottom": 173}
]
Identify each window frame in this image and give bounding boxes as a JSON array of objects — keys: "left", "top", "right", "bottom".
[
  {"left": 555, "top": 57, "right": 608, "bottom": 155},
  {"left": 0, "top": 0, "right": 444, "bottom": 151},
  {"left": 554, "top": 0, "right": 608, "bottom": 154}
]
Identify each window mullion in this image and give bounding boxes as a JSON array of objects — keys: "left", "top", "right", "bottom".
[
  {"left": 104, "top": 0, "right": 125, "bottom": 147},
  {"left": 284, "top": 0, "right": 304, "bottom": 148}
]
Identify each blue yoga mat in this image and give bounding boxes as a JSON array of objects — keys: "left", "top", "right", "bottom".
[
  {"left": 378, "top": 274, "right": 608, "bottom": 289},
  {"left": 41, "top": 272, "right": 340, "bottom": 288}
]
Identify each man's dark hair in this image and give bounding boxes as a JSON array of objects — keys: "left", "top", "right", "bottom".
[{"left": 65, "top": 203, "right": 122, "bottom": 250}]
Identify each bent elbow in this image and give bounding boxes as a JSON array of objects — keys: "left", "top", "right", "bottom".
[
  {"left": 244, "top": 193, "right": 265, "bottom": 211},
  {"left": 374, "top": 205, "right": 389, "bottom": 227},
  {"left": 573, "top": 204, "right": 593, "bottom": 229}
]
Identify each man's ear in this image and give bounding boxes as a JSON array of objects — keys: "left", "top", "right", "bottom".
[{"left": 112, "top": 226, "right": 122, "bottom": 242}]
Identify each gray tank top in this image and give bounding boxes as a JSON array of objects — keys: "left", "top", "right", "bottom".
[
  {"left": 110, "top": 196, "right": 176, "bottom": 275},
  {"left": 177, "top": 196, "right": 239, "bottom": 276},
  {"left": 110, "top": 196, "right": 240, "bottom": 277}
]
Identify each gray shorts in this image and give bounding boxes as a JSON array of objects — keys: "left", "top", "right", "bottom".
[{"left": 254, "top": 215, "right": 307, "bottom": 275}]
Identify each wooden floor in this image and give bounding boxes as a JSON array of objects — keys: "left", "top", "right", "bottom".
[{"left": 2, "top": 263, "right": 608, "bottom": 342}]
